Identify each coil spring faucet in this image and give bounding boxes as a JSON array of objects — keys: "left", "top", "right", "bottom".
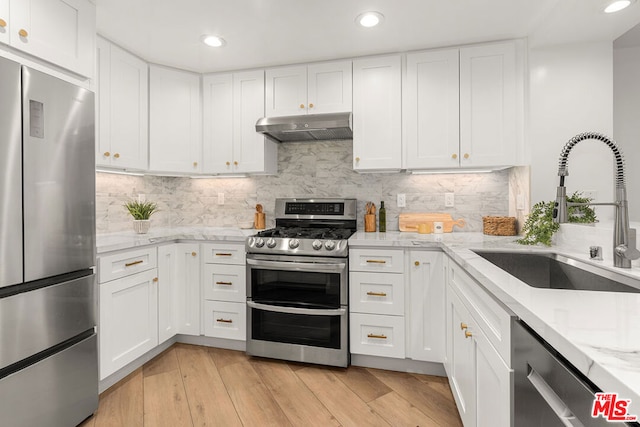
[{"left": 553, "top": 132, "right": 640, "bottom": 268}]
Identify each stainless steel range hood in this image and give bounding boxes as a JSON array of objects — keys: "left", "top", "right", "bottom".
[{"left": 255, "top": 112, "right": 352, "bottom": 143}]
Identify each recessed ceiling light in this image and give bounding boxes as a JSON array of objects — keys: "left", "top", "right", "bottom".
[
  {"left": 604, "top": 0, "right": 635, "bottom": 13},
  {"left": 355, "top": 11, "right": 384, "bottom": 28},
  {"left": 202, "top": 35, "right": 226, "bottom": 47}
]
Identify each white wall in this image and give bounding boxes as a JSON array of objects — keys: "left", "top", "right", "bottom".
[
  {"left": 613, "top": 45, "right": 640, "bottom": 220},
  {"left": 529, "top": 42, "right": 615, "bottom": 221}
]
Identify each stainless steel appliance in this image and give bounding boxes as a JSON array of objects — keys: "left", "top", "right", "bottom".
[
  {"left": 513, "top": 319, "right": 640, "bottom": 426},
  {"left": 0, "top": 58, "right": 98, "bottom": 426},
  {"left": 246, "top": 198, "right": 356, "bottom": 367},
  {"left": 255, "top": 112, "right": 353, "bottom": 143}
]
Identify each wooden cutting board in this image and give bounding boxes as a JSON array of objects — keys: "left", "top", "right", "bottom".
[{"left": 399, "top": 213, "right": 465, "bottom": 232}]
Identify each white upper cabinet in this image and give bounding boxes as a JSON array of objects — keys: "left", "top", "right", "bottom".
[
  {"left": 404, "top": 49, "right": 460, "bottom": 169},
  {"left": 4, "top": 0, "right": 95, "bottom": 78},
  {"left": 203, "top": 70, "right": 277, "bottom": 175},
  {"left": 149, "top": 65, "right": 202, "bottom": 174},
  {"left": 96, "top": 37, "right": 148, "bottom": 170},
  {"left": 404, "top": 40, "right": 523, "bottom": 170},
  {"left": 352, "top": 55, "right": 402, "bottom": 172},
  {"left": 459, "top": 41, "right": 520, "bottom": 168},
  {"left": 265, "top": 61, "right": 352, "bottom": 117}
]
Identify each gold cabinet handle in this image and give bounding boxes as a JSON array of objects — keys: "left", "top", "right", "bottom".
[
  {"left": 191, "top": 252, "right": 197, "bottom": 257},
  {"left": 299, "top": 103, "right": 305, "bottom": 109},
  {"left": 113, "top": 153, "right": 120, "bottom": 159},
  {"left": 366, "top": 291, "right": 387, "bottom": 297},
  {"left": 18, "top": 29, "right": 28, "bottom": 38},
  {"left": 414, "top": 261, "right": 420, "bottom": 266},
  {"left": 215, "top": 281, "right": 233, "bottom": 286},
  {"left": 152, "top": 277, "right": 158, "bottom": 283},
  {"left": 465, "top": 331, "right": 473, "bottom": 338},
  {"left": 366, "top": 260, "right": 386, "bottom": 264},
  {"left": 355, "top": 156, "right": 360, "bottom": 162},
  {"left": 216, "top": 318, "right": 233, "bottom": 323},
  {"left": 452, "top": 153, "right": 458, "bottom": 160},
  {"left": 0, "top": 19, "right": 7, "bottom": 28},
  {"left": 125, "top": 260, "right": 144, "bottom": 267},
  {"left": 226, "top": 161, "right": 231, "bottom": 166},
  {"left": 233, "top": 161, "right": 238, "bottom": 166},
  {"left": 463, "top": 153, "right": 470, "bottom": 159},
  {"left": 103, "top": 151, "right": 111, "bottom": 157},
  {"left": 367, "top": 333, "right": 387, "bottom": 339},
  {"left": 193, "top": 161, "right": 198, "bottom": 167},
  {"left": 309, "top": 103, "right": 314, "bottom": 108},
  {"left": 460, "top": 322, "right": 468, "bottom": 330},
  {"left": 215, "top": 253, "right": 233, "bottom": 257}
]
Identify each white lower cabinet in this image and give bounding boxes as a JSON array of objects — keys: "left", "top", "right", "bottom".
[
  {"left": 157, "top": 245, "right": 178, "bottom": 344},
  {"left": 175, "top": 243, "right": 202, "bottom": 335},
  {"left": 99, "top": 268, "right": 158, "bottom": 380},
  {"left": 202, "top": 243, "right": 246, "bottom": 341},
  {"left": 445, "top": 256, "right": 512, "bottom": 427},
  {"left": 407, "top": 251, "right": 444, "bottom": 362}
]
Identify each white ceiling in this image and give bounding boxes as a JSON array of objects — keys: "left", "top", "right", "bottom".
[{"left": 95, "top": 0, "right": 640, "bottom": 73}]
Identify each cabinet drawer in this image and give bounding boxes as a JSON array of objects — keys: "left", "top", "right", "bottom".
[
  {"left": 202, "top": 243, "right": 246, "bottom": 265},
  {"left": 203, "top": 300, "right": 246, "bottom": 341},
  {"left": 448, "top": 259, "right": 512, "bottom": 365},
  {"left": 98, "top": 247, "right": 157, "bottom": 283},
  {"left": 350, "top": 313, "right": 405, "bottom": 359},
  {"left": 350, "top": 272, "right": 404, "bottom": 316},
  {"left": 203, "top": 264, "right": 246, "bottom": 303},
  {"left": 349, "top": 249, "right": 404, "bottom": 273}
]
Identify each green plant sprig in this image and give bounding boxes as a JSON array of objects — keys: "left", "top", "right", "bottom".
[
  {"left": 517, "top": 192, "right": 596, "bottom": 246},
  {"left": 124, "top": 200, "right": 159, "bottom": 220}
]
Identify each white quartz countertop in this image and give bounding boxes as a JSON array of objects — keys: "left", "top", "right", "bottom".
[
  {"left": 350, "top": 230, "right": 640, "bottom": 415},
  {"left": 96, "top": 227, "right": 254, "bottom": 253},
  {"left": 97, "top": 226, "right": 640, "bottom": 412}
]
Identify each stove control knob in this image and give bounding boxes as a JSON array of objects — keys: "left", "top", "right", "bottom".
[
  {"left": 247, "top": 237, "right": 255, "bottom": 247},
  {"left": 289, "top": 238, "right": 300, "bottom": 249},
  {"left": 255, "top": 237, "right": 265, "bottom": 248},
  {"left": 266, "top": 238, "right": 277, "bottom": 248},
  {"left": 312, "top": 239, "right": 323, "bottom": 250},
  {"left": 324, "top": 240, "right": 336, "bottom": 251}
]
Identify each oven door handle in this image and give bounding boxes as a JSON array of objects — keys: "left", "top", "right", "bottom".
[
  {"left": 247, "top": 301, "right": 347, "bottom": 317},
  {"left": 247, "top": 258, "right": 346, "bottom": 273}
]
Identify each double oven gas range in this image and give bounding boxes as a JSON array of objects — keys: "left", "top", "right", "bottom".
[{"left": 245, "top": 198, "right": 356, "bottom": 367}]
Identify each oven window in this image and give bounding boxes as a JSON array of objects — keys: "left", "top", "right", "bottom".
[
  {"left": 251, "top": 309, "right": 341, "bottom": 349},
  {"left": 251, "top": 269, "right": 341, "bottom": 308}
]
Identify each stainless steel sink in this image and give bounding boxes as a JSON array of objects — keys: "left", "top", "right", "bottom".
[{"left": 472, "top": 250, "right": 640, "bottom": 293}]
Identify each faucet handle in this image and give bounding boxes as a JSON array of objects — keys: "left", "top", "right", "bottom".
[
  {"left": 616, "top": 244, "right": 640, "bottom": 260},
  {"left": 589, "top": 246, "right": 603, "bottom": 260}
]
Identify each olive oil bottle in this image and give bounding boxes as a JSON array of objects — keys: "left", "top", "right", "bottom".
[{"left": 379, "top": 201, "right": 386, "bottom": 232}]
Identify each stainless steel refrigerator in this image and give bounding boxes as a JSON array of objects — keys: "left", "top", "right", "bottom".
[{"left": 0, "top": 57, "right": 98, "bottom": 426}]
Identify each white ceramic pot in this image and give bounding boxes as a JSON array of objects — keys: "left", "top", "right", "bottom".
[{"left": 132, "top": 219, "right": 151, "bottom": 234}]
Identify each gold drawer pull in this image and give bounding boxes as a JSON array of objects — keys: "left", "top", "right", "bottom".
[
  {"left": 452, "top": 153, "right": 458, "bottom": 160},
  {"left": 113, "top": 153, "right": 120, "bottom": 159},
  {"left": 460, "top": 322, "right": 468, "bottom": 330},
  {"left": 152, "top": 277, "right": 158, "bottom": 283},
  {"left": 215, "top": 281, "right": 233, "bottom": 286},
  {"left": 463, "top": 153, "right": 470, "bottom": 159},
  {"left": 19, "top": 28, "right": 28, "bottom": 38},
  {"left": 103, "top": 151, "right": 111, "bottom": 157},
  {"left": 124, "top": 260, "right": 144, "bottom": 267},
  {"left": 191, "top": 252, "right": 197, "bottom": 257},
  {"left": 299, "top": 103, "right": 305, "bottom": 109},
  {"left": 0, "top": 19, "right": 7, "bottom": 28},
  {"left": 367, "top": 333, "right": 387, "bottom": 339},
  {"left": 465, "top": 331, "right": 473, "bottom": 339},
  {"left": 366, "top": 260, "right": 386, "bottom": 264},
  {"left": 366, "top": 291, "right": 387, "bottom": 297},
  {"left": 215, "top": 253, "right": 233, "bottom": 257},
  {"left": 309, "top": 103, "right": 314, "bottom": 108},
  {"left": 216, "top": 318, "right": 233, "bottom": 323}
]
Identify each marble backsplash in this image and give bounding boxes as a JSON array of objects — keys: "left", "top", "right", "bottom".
[{"left": 96, "top": 141, "right": 529, "bottom": 234}]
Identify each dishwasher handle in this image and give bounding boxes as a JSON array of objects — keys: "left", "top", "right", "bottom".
[{"left": 527, "top": 364, "right": 585, "bottom": 427}]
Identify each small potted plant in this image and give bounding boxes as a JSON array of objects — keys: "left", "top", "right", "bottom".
[{"left": 124, "top": 200, "right": 159, "bottom": 234}]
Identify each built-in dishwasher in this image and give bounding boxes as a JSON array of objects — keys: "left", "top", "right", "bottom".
[{"left": 513, "top": 320, "right": 639, "bottom": 426}]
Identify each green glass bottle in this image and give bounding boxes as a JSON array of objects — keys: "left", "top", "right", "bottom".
[{"left": 379, "top": 201, "right": 386, "bottom": 232}]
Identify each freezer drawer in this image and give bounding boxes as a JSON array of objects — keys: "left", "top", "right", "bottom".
[
  {"left": 0, "top": 334, "right": 98, "bottom": 427},
  {"left": 0, "top": 274, "right": 96, "bottom": 369}
]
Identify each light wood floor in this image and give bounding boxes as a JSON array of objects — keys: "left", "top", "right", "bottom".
[{"left": 79, "top": 343, "right": 462, "bottom": 427}]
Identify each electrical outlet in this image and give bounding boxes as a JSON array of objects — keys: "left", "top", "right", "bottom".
[
  {"left": 138, "top": 193, "right": 145, "bottom": 203},
  {"left": 217, "top": 193, "right": 225, "bottom": 205},
  {"left": 397, "top": 193, "right": 406, "bottom": 208},
  {"left": 445, "top": 192, "right": 455, "bottom": 207}
]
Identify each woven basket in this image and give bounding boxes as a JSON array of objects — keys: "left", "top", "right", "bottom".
[{"left": 482, "top": 216, "right": 517, "bottom": 236}]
